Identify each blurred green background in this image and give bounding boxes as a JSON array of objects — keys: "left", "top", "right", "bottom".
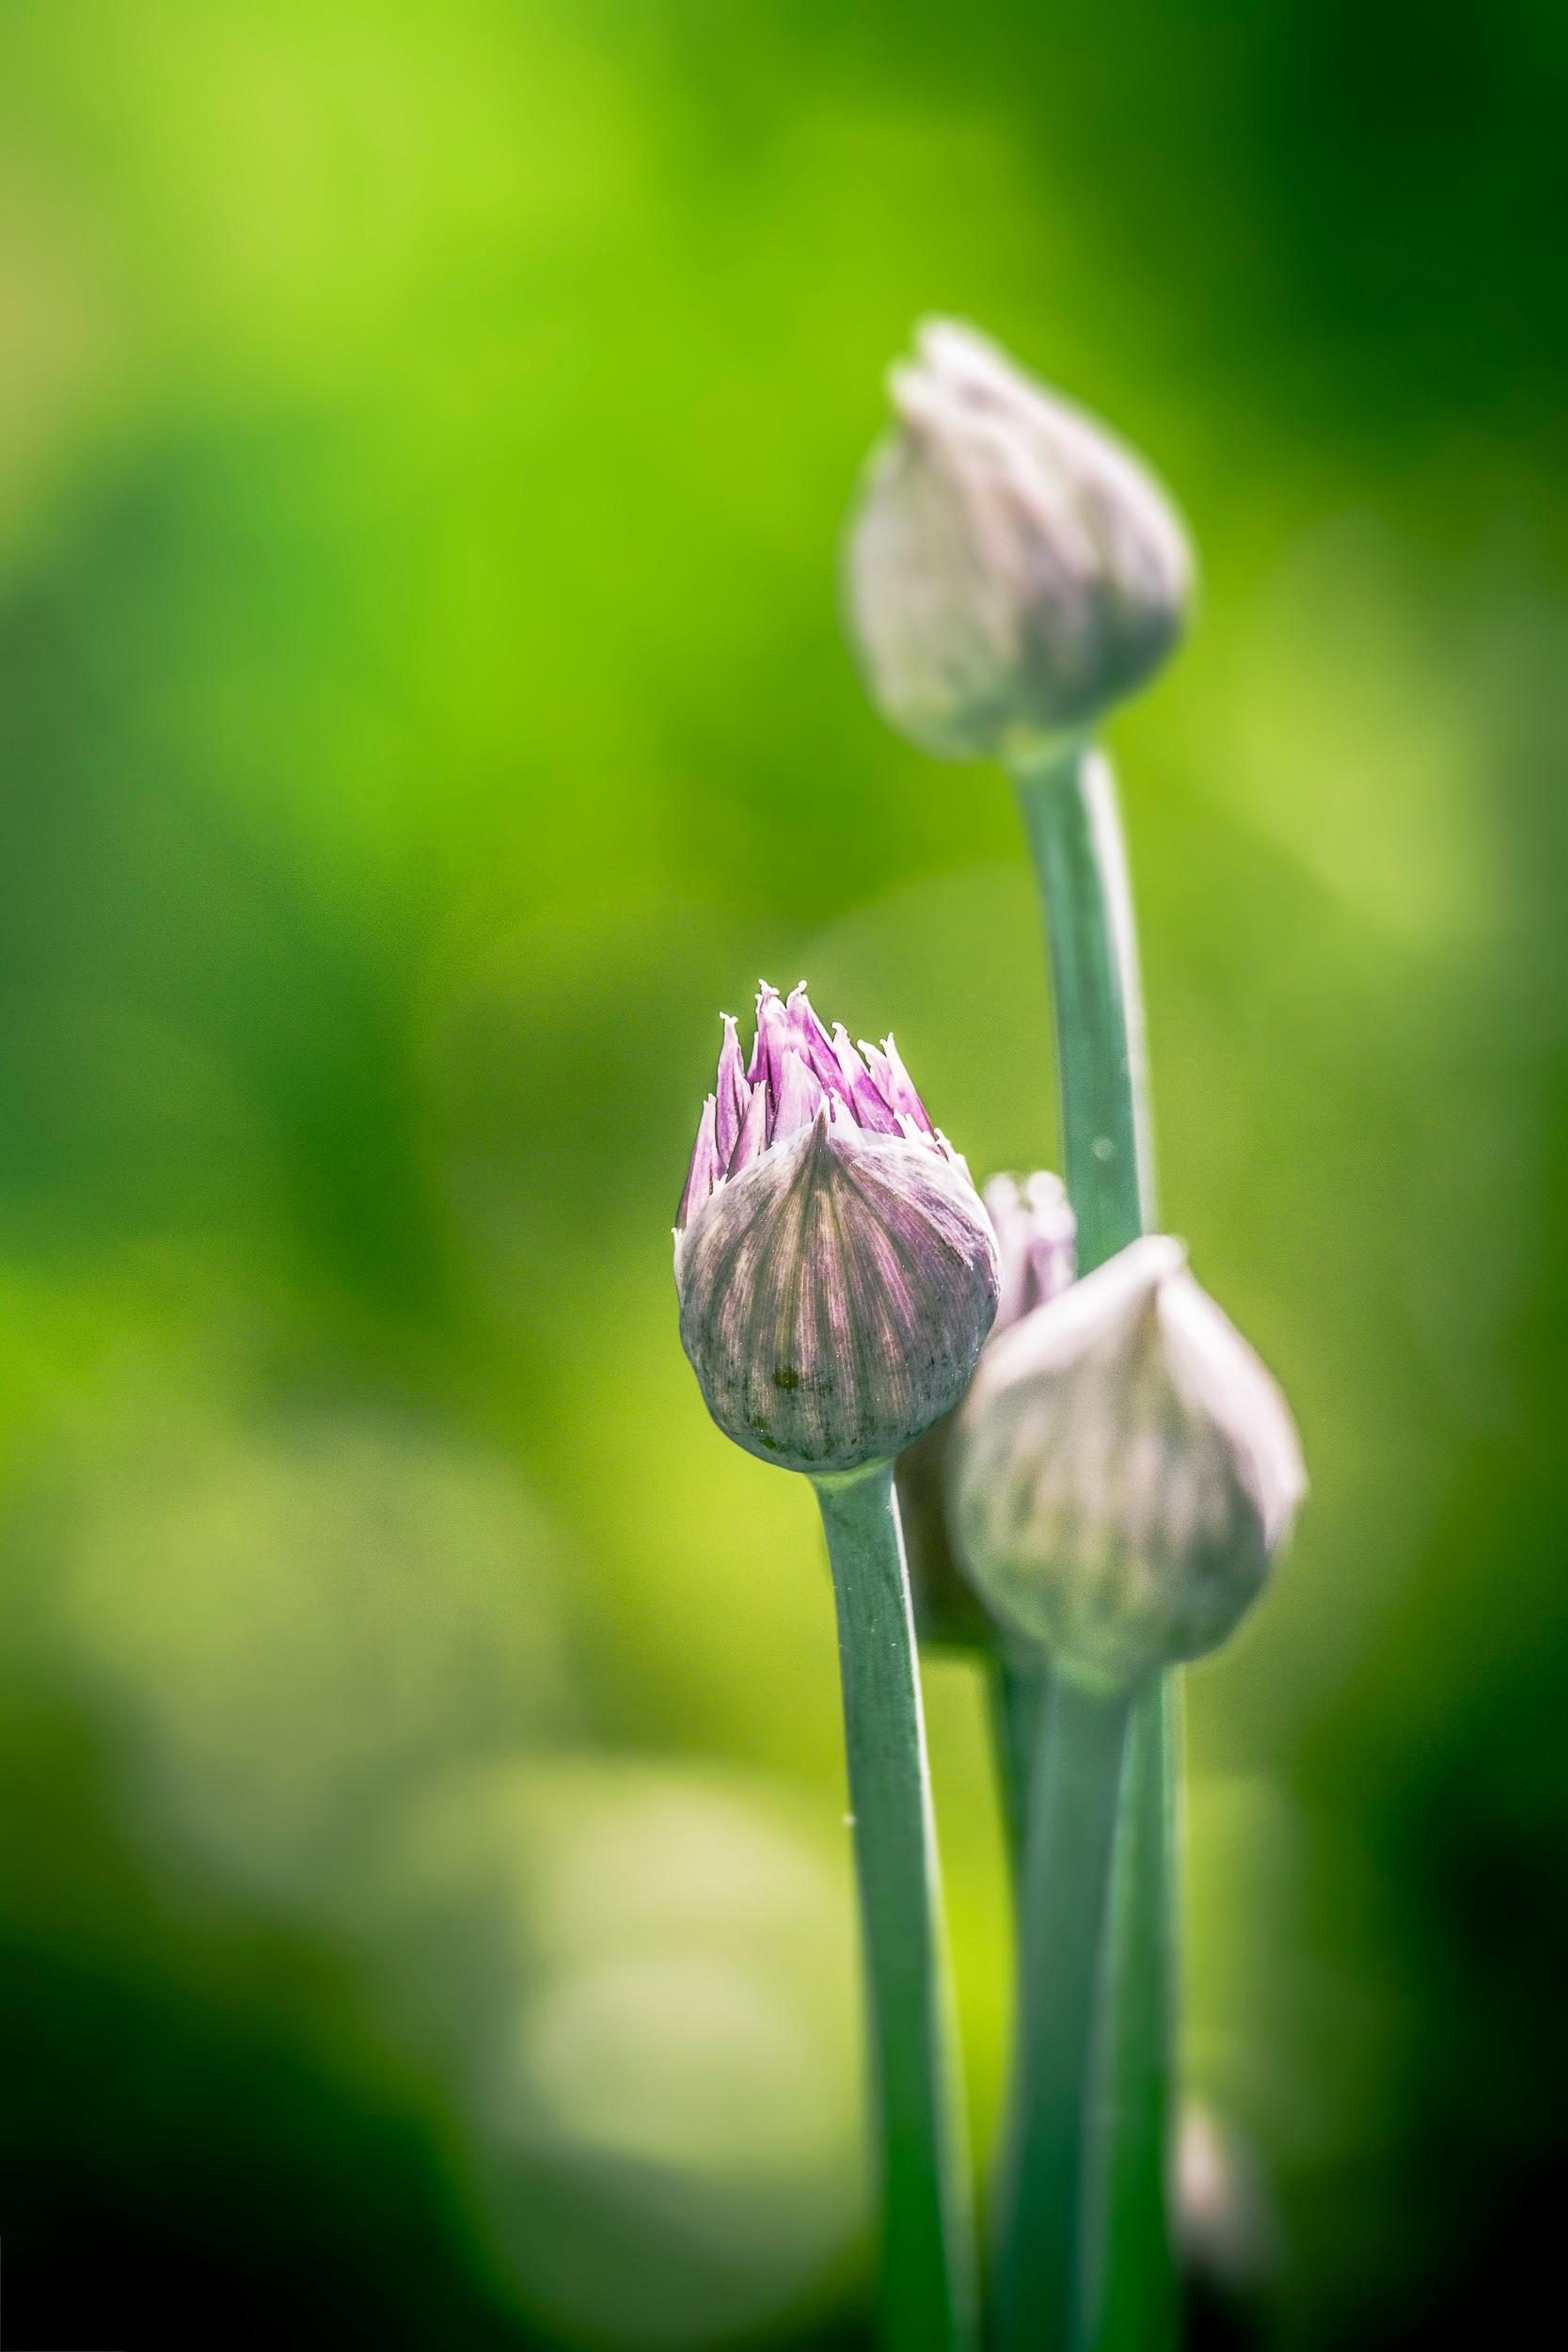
[{"left": 1, "top": 3, "right": 1564, "bottom": 2345}]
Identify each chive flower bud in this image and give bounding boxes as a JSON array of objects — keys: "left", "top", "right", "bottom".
[
  {"left": 846, "top": 319, "right": 1192, "bottom": 760},
  {"left": 986, "top": 1170, "right": 1078, "bottom": 1339},
  {"left": 675, "top": 983, "right": 1000, "bottom": 1475},
  {"left": 897, "top": 1170, "right": 1077, "bottom": 1646},
  {"left": 949, "top": 1235, "right": 1305, "bottom": 1691}
]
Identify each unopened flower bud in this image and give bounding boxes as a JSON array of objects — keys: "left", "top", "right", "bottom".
[
  {"left": 985, "top": 1170, "right": 1078, "bottom": 1338},
  {"left": 898, "top": 1171, "right": 1077, "bottom": 1646},
  {"left": 846, "top": 319, "right": 1192, "bottom": 760},
  {"left": 675, "top": 983, "right": 1000, "bottom": 1475},
  {"left": 949, "top": 1236, "right": 1305, "bottom": 1691}
]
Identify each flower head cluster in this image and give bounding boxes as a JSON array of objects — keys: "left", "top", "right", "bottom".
[
  {"left": 676, "top": 982, "right": 970, "bottom": 1232},
  {"left": 675, "top": 984, "right": 999, "bottom": 1476},
  {"left": 846, "top": 320, "right": 1192, "bottom": 760}
]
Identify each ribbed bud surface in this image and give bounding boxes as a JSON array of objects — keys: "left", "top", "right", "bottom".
[
  {"left": 846, "top": 319, "right": 1192, "bottom": 760},
  {"left": 674, "top": 982, "right": 999, "bottom": 1474},
  {"left": 950, "top": 1236, "right": 1305, "bottom": 1690},
  {"left": 680, "top": 1113, "right": 998, "bottom": 1471}
]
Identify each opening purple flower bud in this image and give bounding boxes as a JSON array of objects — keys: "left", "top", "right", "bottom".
[
  {"left": 948, "top": 1235, "right": 1306, "bottom": 1691},
  {"left": 845, "top": 319, "right": 1193, "bottom": 761},
  {"left": 675, "top": 983, "right": 1001, "bottom": 1475}
]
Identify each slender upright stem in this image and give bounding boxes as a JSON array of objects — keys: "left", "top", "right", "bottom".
[
  {"left": 814, "top": 1460, "right": 978, "bottom": 2352},
  {"left": 1013, "top": 739, "right": 1152, "bottom": 1261},
  {"left": 1008, "top": 737, "right": 1179, "bottom": 2351},
  {"left": 992, "top": 1676, "right": 1132, "bottom": 2352},
  {"left": 1095, "top": 1675, "right": 1180, "bottom": 2352},
  {"left": 987, "top": 1655, "right": 1049, "bottom": 1882}
]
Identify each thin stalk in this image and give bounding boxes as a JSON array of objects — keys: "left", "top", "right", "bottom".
[
  {"left": 1007, "top": 736, "right": 1178, "bottom": 2352},
  {"left": 1094, "top": 1675, "right": 1180, "bottom": 2352},
  {"left": 1013, "top": 739, "right": 1152, "bottom": 1260},
  {"left": 814, "top": 1459, "right": 978, "bottom": 2352},
  {"left": 987, "top": 1655, "right": 1050, "bottom": 1883},
  {"left": 992, "top": 1676, "right": 1133, "bottom": 2352}
]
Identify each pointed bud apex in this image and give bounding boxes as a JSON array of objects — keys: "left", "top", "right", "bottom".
[
  {"left": 675, "top": 985, "right": 1000, "bottom": 1474},
  {"left": 714, "top": 1014, "right": 748, "bottom": 1163},
  {"left": 845, "top": 319, "right": 1193, "bottom": 761},
  {"left": 949, "top": 1236, "right": 1305, "bottom": 1689},
  {"left": 897, "top": 1169, "right": 1077, "bottom": 1646}
]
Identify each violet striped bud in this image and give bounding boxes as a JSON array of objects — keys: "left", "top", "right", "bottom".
[
  {"left": 949, "top": 1236, "right": 1305, "bottom": 1692},
  {"left": 846, "top": 320, "right": 1192, "bottom": 761},
  {"left": 674, "top": 983, "right": 1000, "bottom": 1475},
  {"left": 898, "top": 1170, "right": 1077, "bottom": 1646}
]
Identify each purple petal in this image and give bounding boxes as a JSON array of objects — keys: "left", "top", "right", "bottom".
[
  {"left": 880, "top": 1034, "right": 936, "bottom": 1135},
  {"left": 786, "top": 983, "right": 848, "bottom": 1097},
  {"left": 714, "top": 1014, "right": 748, "bottom": 1164},
  {"left": 784, "top": 993, "right": 846, "bottom": 1101},
  {"left": 746, "top": 983, "right": 780, "bottom": 1086},
  {"left": 858, "top": 1039, "right": 899, "bottom": 1116},
  {"left": 771, "top": 1047, "right": 824, "bottom": 1141},
  {"left": 831, "top": 1023, "right": 867, "bottom": 1089},
  {"left": 851, "top": 1082, "right": 902, "bottom": 1136},
  {"left": 753, "top": 984, "right": 794, "bottom": 1108},
  {"left": 728, "top": 1077, "right": 768, "bottom": 1176},
  {"left": 829, "top": 1025, "right": 901, "bottom": 1136},
  {"left": 676, "top": 1094, "right": 721, "bottom": 1230}
]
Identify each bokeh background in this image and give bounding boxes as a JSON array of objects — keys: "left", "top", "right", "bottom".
[{"left": 2, "top": 3, "right": 1564, "bottom": 2345}]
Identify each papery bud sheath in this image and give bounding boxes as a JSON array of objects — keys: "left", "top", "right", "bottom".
[
  {"left": 847, "top": 320, "right": 1192, "bottom": 760},
  {"left": 950, "top": 1236, "right": 1305, "bottom": 1692}
]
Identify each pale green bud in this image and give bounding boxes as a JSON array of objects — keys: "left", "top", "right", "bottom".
[
  {"left": 846, "top": 320, "right": 1192, "bottom": 760},
  {"left": 948, "top": 1236, "right": 1305, "bottom": 1692}
]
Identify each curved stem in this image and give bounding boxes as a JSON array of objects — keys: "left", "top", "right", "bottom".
[
  {"left": 814, "top": 1461, "right": 978, "bottom": 2352},
  {"left": 1007, "top": 738, "right": 1178, "bottom": 2352}
]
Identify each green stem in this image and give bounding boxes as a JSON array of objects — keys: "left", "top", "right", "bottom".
[
  {"left": 1094, "top": 1676, "right": 1180, "bottom": 2352},
  {"left": 987, "top": 1655, "right": 1049, "bottom": 1883},
  {"left": 1013, "top": 739, "right": 1152, "bottom": 1261},
  {"left": 1008, "top": 737, "right": 1178, "bottom": 2352},
  {"left": 992, "top": 1677, "right": 1133, "bottom": 2352},
  {"left": 814, "top": 1460, "right": 978, "bottom": 2352}
]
